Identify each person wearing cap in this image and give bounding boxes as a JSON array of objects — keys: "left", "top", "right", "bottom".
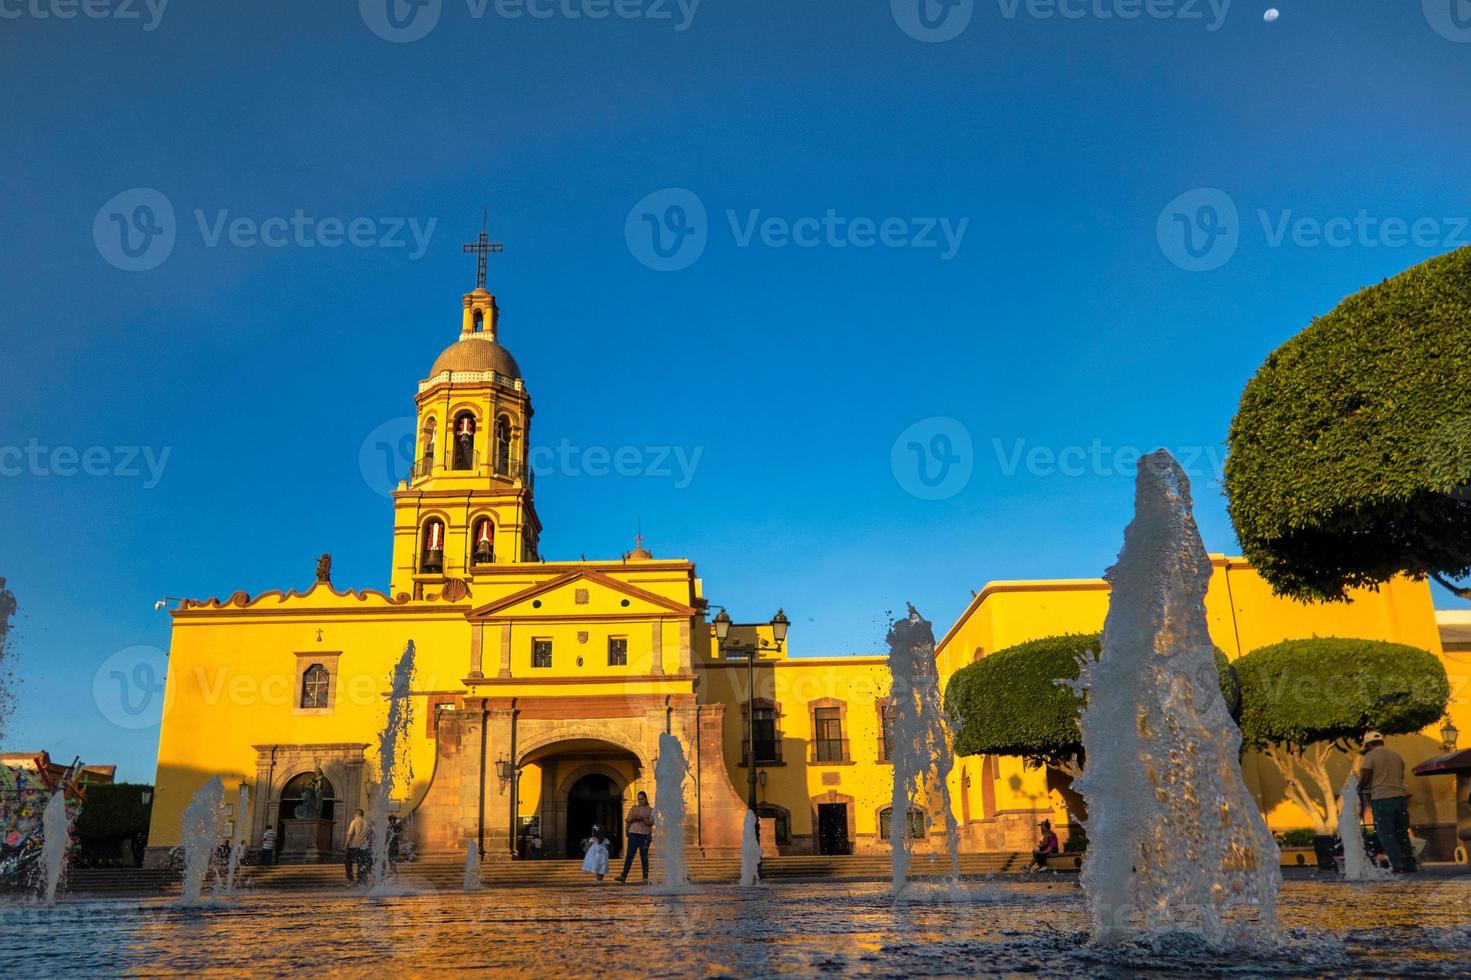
[{"left": 1357, "top": 732, "right": 1416, "bottom": 873}]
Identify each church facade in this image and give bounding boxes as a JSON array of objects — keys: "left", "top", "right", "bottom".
[{"left": 145, "top": 269, "right": 1468, "bottom": 867}]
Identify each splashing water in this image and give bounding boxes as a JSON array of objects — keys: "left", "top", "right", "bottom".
[
  {"left": 1073, "top": 451, "right": 1280, "bottom": 946},
  {"left": 368, "top": 642, "right": 415, "bottom": 894},
  {"left": 653, "top": 731, "right": 690, "bottom": 892},
  {"left": 40, "top": 790, "right": 71, "bottom": 903},
  {"left": 739, "top": 809, "right": 762, "bottom": 887},
  {"left": 217, "top": 784, "right": 249, "bottom": 897},
  {"left": 463, "top": 841, "right": 483, "bottom": 891},
  {"left": 179, "top": 776, "right": 225, "bottom": 906},
  {"left": 0, "top": 577, "right": 16, "bottom": 741},
  {"left": 887, "top": 606, "right": 962, "bottom": 897},
  {"left": 1338, "top": 774, "right": 1390, "bottom": 882}
]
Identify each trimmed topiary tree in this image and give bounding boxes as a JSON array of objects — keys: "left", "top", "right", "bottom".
[
  {"left": 1225, "top": 245, "right": 1471, "bottom": 602},
  {"left": 944, "top": 632, "right": 1241, "bottom": 772},
  {"left": 1236, "top": 637, "right": 1449, "bottom": 833}
]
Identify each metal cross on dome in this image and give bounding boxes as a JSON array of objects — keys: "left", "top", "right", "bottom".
[{"left": 462, "top": 210, "right": 504, "bottom": 290}]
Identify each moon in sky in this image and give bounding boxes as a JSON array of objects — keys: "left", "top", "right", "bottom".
[{"left": 1264, "top": 8, "right": 1280, "bottom": 21}]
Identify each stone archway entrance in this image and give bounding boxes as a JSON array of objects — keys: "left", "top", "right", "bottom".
[{"left": 520, "top": 740, "right": 642, "bottom": 861}]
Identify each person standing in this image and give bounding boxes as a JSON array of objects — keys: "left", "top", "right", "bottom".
[
  {"left": 615, "top": 791, "right": 655, "bottom": 884},
  {"left": 260, "top": 826, "right": 276, "bottom": 867},
  {"left": 1358, "top": 732, "right": 1416, "bottom": 873},
  {"left": 344, "top": 808, "right": 366, "bottom": 883}
]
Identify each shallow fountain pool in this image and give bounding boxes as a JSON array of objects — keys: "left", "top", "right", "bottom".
[{"left": 5, "top": 877, "right": 1470, "bottom": 977}]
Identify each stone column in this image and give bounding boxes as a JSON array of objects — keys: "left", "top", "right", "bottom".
[
  {"left": 498, "top": 624, "right": 513, "bottom": 678},
  {"left": 649, "top": 620, "right": 664, "bottom": 676}
]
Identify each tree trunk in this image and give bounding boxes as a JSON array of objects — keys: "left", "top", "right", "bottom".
[{"left": 1260, "top": 743, "right": 1335, "bottom": 834}]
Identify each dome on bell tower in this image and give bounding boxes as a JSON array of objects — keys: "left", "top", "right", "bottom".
[{"left": 423, "top": 287, "right": 522, "bottom": 386}]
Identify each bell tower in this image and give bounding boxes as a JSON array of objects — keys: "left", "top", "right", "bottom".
[{"left": 388, "top": 227, "right": 542, "bottom": 600}]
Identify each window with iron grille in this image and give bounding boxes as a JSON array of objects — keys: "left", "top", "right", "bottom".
[
  {"left": 607, "top": 637, "right": 628, "bottom": 666},
  {"left": 532, "top": 639, "right": 552, "bottom": 668},
  {"left": 813, "top": 707, "right": 846, "bottom": 762}
]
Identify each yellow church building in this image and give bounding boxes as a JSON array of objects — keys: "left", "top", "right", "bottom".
[{"left": 145, "top": 265, "right": 1470, "bottom": 867}]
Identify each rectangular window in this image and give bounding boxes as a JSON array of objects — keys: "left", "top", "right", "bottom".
[
  {"left": 532, "top": 639, "right": 553, "bottom": 669},
  {"left": 752, "top": 705, "right": 779, "bottom": 763},
  {"left": 814, "top": 707, "right": 846, "bottom": 762},
  {"left": 607, "top": 637, "right": 628, "bottom": 667},
  {"left": 878, "top": 703, "right": 894, "bottom": 762}
]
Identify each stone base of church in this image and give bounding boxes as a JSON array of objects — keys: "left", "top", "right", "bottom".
[{"left": 405, "top": 693, "right": 749, "bottom": 861}]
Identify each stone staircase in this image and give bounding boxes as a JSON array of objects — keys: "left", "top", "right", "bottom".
[{"left": 59, "top": 851, "right": 1044, "bottom": 897}]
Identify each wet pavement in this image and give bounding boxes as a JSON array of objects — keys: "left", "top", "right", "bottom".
[{"left": 4, "top": 876, "right": 1470, "bottom": 976}]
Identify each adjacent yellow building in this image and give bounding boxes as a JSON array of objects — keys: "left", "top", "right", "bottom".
[{"left": 144, "top": 268, "right": 1470, "bottom": 866}]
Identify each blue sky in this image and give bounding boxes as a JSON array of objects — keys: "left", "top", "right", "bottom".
[{"left": 2, "top": 1, "right": 1469, "bottom": 781}]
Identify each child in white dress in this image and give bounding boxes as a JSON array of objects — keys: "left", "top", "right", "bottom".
[{"left": 581, "top": 825, "right": 610, "bottom": 883}]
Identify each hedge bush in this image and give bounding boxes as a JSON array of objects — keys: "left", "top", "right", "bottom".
[
  {"left": 1235, "top": 637, "right": 1449, "bottom": 747},
  {"left": 944, "top": 632, "right": 1240, "bottom": 767},
  {"left": 74, "top": 783, "right": 153, "bottom": 843},
  {"left": 1225, "top": 245, "right": 1471, "bottom": 601}
]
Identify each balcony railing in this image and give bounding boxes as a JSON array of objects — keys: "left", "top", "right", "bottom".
[
  {"left": 811, "top": 738, "right": 850, "bottom": 764},
  {"left": 408, "top": 450, "right": 533, "bottom": 488},
  {"left": 741, "top": 735, "right": 783, "bottom": 766}
]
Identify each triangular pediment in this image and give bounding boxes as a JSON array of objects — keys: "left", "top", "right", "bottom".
[{"left": 466, "top": 568, "right": 694, "bottom": 620}]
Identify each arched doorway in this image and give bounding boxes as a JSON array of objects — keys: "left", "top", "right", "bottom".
[{"left": 564, "top": 773, "right": 624, "bottom": 859}]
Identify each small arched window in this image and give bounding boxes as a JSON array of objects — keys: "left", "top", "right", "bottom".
[
  {"left": 473, "top": 310, "right": 484, "bottom": 333},
  {"left": 301, "top": 664, "right": 330, "bottom": 709},
  {"left": 417, "top": 418, "right": 437, "bottom": 479},
  {"left": 471, "top": 517, "right": 494, "bottom": 566},
  {"left": 494, "top": 415, "right": 512, "bottom": 476},
  {"left": 453, "top": 412, "right": 477, "bottom": 470},
  {"left": 878, "top": 806, "right": 927, "bottom": 841},
  {"left": 421, "top": 519, "right": 446, "bottom": 573}
]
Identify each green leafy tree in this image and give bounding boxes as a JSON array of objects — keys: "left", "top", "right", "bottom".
[
  {"left": 1225, "top": 245, "right": 1471, "bottom": 601},
  {"left": 944, "top": 632, "right": 1240, "bottom": 774},
  {"left": 1236, "top": 638, "right": 1449, "bottom": 833}
]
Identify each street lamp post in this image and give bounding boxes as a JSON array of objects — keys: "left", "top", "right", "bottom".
[{"left": 713, "top": 607, "right": 789, "bottom": 831}]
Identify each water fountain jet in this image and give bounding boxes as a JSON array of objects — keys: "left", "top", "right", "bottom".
[
  {"left": 463, "top": 840, "right": 483, "bottom": 890},
  {"left": 886, "top": 606, "right": 962, "bottom": 897},
  {"left": 368, "top": 641, "right": 415, "bottom": 895},
  {"left": 739, "top": 809, "right": 762, "bottom": 886},
  {"left": 40, "top": 789, "right": 71, "bottom": 903},
  {"left": 1073, "top": 450, "right": 1280, "bottom": 946},
  {"left": 653, "top": 731, "right": 690, "bottom": 892},
  {"left": 178, "top": 776, "right": 224, "bottom": 906}
]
